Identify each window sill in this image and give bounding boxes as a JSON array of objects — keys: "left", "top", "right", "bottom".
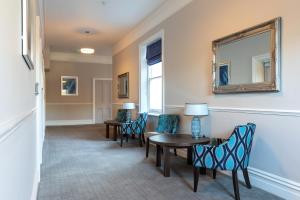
[{"left": 148, "top": 113, "right": 160, "bottom": 117}]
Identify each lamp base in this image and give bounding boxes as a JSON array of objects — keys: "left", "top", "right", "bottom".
[{"left": 191, "top": 116, "right": 201, "bottom": 139}]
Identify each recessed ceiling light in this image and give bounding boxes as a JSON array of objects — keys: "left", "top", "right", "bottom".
[{"left": 80, "top": 48, "right": 95, "bottom": 54}]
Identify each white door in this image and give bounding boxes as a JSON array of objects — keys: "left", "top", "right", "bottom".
[{"left": 94, "top": 79, "right": 112, "bottom": 124}]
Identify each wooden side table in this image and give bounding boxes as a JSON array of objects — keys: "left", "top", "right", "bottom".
[
  {"left": 147, "top": 133, "right": 210, "bottom": 177},
  {"left": 104, "top": 120, "right": 121, "bottom": 141}
]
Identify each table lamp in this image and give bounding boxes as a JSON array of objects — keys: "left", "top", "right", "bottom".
[
  {"left": 184, "top": 103, "right": 208, "bottom": 139},
  {"left": 123, "top": 102, "right": 135, "bottom": 122}
]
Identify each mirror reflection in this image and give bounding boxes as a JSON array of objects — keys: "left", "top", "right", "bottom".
[{"left": 215, "top": 31, "right": 271, "bottom": 86}]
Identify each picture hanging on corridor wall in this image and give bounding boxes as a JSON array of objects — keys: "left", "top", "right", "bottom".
[
  {"left": 118, "top": 72, "right": 129, "bottom": 98},
  {"left": 61, "top": 76, "right": 78, "bottom": 96},
  {"left": 21, "top": 0, "right": 34, "bottom": 70}
]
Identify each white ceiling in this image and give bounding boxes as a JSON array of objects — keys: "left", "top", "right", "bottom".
[{"left": 45, "top": 0, "right": 167, "bottom": 55}]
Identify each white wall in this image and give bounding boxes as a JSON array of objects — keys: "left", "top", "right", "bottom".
[
  {"left": 0, "top": 0, "right": 45, "bottom": 199},
  {"left": 112, "top": 0, "right": 300, "bottom": 199}
]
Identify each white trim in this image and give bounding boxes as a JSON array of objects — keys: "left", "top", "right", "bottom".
[
  {"left": 175, "top": 149, "right": 300, "bottom": 199},
  {"left": 45, "top": 120, "right": 94, "bottom": 126},
  {"left": 50, "top": 52, "right": 113, "bottom": 64},
  {"left": 30, "top": 167, "right": 40, "bottom": 200},
  {"left": 164, "top": 105, "right": 300, "bottom": 117},
  {"left": 113, "top": 0, "right": 192, "bottom": 55},
  {"left": 46, "top": 102, "right": 93, "bottom": 105},
  {"left": 219, "top": 168, "right": 300, "bottom": 200},
  {"left": 93, "top": 78, "right": 113, "bottom": 124},
  {"left": 139, "top": 30, "right": 165, "bottom": 114},
  {"left": 0, "top": 108, "right": 37, "bottom": 143}
]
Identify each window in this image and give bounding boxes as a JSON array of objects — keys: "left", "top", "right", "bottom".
[
  {"left": 139, "top": 31, "right": 164, "bottom": 114},
  {"left": 148, "top": 62, "right": 162, "bottom": 113}
]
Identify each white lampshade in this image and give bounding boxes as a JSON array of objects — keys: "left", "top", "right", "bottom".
[
  {"left": 184, "top": 103, "right": 208, "bottom": 116},
  {"left": 123, "top": 102, "right": 135, "bottom": 110}
]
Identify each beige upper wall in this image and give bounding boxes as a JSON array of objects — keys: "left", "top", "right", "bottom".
[
  {"left": 46, "top": 61, "right": 112, "bottom": 103},
  {"left": 113, "top": 0, "right": 300, "bottom": 110}
]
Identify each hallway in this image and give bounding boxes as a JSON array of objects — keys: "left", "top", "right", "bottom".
[{"left": 37, "top": 126, "right": 281, "bottom": 200}]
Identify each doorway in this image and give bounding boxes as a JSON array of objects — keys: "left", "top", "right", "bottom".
[{"left": 93, "top": 78, "right": 112, "bottom": 124}]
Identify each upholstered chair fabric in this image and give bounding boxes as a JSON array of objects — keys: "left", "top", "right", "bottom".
[
  {"left": 119, "top": 112, "right": 148, "bottom": 147},
  {"left": 115, "top": 109, "right": 127, "bottom": 122},
  {"left": 193, "top": 123, "right": 256, "bottom": 171},
  {"left": 155, "top": 114, "right": 180, "bottom": 134},
  {"left": 120, "top": 112, "right": 148, "bottom": 135}
]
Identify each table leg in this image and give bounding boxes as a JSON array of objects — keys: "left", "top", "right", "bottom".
[
  {"left": 113, "top": 125, "right": 117, "bottom": 141},
  {"left": 106, "top": 124, "right": 109, "bottom": 138},
  {"left": 146, "top": 138, "right": 150, "bottom": 158},
  {"left": 163, "top": 146, "right": 170, "bottom": 177},
  {"left": 187, "top": 147, "right": 193, "bottom": 165},
  {"left": 156, "top": 145, "right": 161, "bottom": 167}
]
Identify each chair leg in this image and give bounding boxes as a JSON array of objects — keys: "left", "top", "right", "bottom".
[
  {"left": 193, "top": 167, "right": 200, "bottom": 192},
  {"left": 142, "top": 134, "right": 146, "bottom": 144},
  {"left": 120, "top": 134, "right": 123, "bottom": 147},
  {"left": 139, "top": 134, "right": 143, "bottom": 147},
  {"left": 146, "top": 138, "right": 150, "bottom": 158},
  {"left": 232, "top": 170, "right": 240, "bottom": 200},
  {"left": 243, "top": 168, "right": 251, "bottom": 189},
  {"left": 174, "top": 148, "right": 177, "bottom": 156},
  {"left": 213, "top": 169, "right": 217, "bottom": 179}
]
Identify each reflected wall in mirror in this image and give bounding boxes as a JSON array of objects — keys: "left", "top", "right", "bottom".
[
  {"left": 118, "top": 72, "right": 129, "bottom": 98},
  {"left": 213, "top": 18, "right": 281, "bottom": 93},
  {"left": 61, "top": 76, "right": 78, "bottom": 96}
]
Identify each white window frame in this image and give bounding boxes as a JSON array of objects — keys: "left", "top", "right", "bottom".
[{"left": 139, "top": 30, "right": 165, "bottom": 115}]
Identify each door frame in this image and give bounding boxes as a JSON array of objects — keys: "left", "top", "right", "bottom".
[{"left": 93, "top": 78, "right": 113, "bottom": 124}]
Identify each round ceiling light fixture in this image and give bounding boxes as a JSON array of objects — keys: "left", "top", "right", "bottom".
[{"left": 80, "top": 48, "right": 95, "bottom": 54}]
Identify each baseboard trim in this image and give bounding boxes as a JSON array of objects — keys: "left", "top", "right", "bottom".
[
  {"left": 46, "top": 120, "right": 94, "bottom": 126},
  {"left": 176, "top": 149, "right": 300, "bottom": 199}
]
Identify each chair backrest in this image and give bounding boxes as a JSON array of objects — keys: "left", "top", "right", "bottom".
[
  {"left": 115, "top": 109, "right": 127, "bottom": 122},
  {"left": 155, "top": 114, "right": 180, "bottom": 134},
  {"left": 224, "top": 123, "right": 256, "bottom": 169},
  {"left": 134, "top": 112, "right": 148, "bottom": 134}
]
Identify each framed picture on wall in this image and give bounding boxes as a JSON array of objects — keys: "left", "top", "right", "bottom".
[
  {"left": 118, "top": 72, "right": 129, "bottom": 98},
  {"left": 61, "top": 76, "right": 78, "bottom": 96},
  {"left": 21, "top": 0, "right": 34, "bottom": 70}
]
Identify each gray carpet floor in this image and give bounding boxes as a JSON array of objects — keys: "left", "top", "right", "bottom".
[{"left": 37, "top": 125, "right": 282, "bottom": 200}]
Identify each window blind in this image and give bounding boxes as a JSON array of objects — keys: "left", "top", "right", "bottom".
[{"left": 146, "top": 39, "right": 162, "bottom": 66}]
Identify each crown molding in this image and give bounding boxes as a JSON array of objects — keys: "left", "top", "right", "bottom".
[
  {"left": 50, "top": 52, "right": 113, "bottom": 64},
  {"left": 113, "top": 0, "right": 193, "bottom": 55}
]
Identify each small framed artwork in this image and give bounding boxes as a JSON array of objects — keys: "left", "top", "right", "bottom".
[
  {"left": 118, "top": 72, "right": 129, "bottom": 98},
  {"left": 218, "top": 62, "right": 231, "bottom": 86},
  {"left": 61, "top": 76, "right": 78, "bottom": 96},
  {"left": 21, "top": 0, "right": 34, "bottom": 70}
]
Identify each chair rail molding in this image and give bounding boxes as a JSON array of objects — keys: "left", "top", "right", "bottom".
[
  {"left": 0, "top": 108, "right": 37, "bottom": 143},
  {"left": 46, "top": 102, "right": 93, "bottom": 105},
  {"left": 164, "top": 105, "right": 300, "bottom": 117}
]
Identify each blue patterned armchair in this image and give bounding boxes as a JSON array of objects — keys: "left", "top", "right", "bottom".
[
  {"left": 145, "top": 114, "right": 180, "bottom": 157},
  {"left": 193, "top": 123, "right": 256, "bottom": 200},
  {"left": 115, "top": 109, "right": 127, "bottom": 122},
  {"left": 119, "top": 112, "right": 148, "bottom": 147}
]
